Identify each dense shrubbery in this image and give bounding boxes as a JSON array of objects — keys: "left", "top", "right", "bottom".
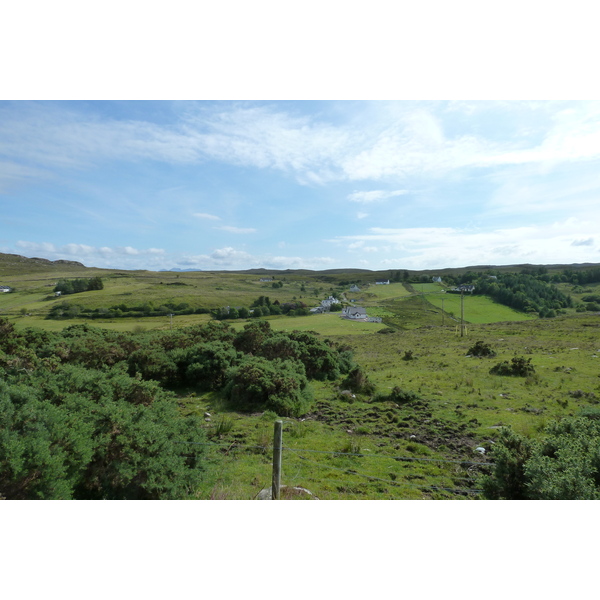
[
  {"left": 0, "top": 320, "right": 207, "bottom": 499},
  {"left": 482, "top": 415, "right": 600, "bottom": 499},
  {"left": 223, "top": 355, "right": 313, "bottom": 416},
  {"left": 0, "top": 317, "right": 356, "bottom": 498},
  {"left": 0, "top": 315, "right": 358, "bottom": 498}
]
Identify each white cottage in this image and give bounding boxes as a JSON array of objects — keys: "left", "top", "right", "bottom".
[{"left": 342, "top": 306, "right": 367, "bottom": 319}]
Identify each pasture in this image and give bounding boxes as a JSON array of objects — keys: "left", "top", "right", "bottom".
[{"left": 4, "top": 254, "right": 600, "bottom": 499}]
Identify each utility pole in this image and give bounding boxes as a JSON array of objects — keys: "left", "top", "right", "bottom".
[
  {"left": 442, "top": 297, "right": 445, "bottom": 327},
  {"left": 169, "top": 313, "right": 174, "bottom": 330},
  {"left": 272, "top": 420, "right": 283, "bottom": 500},
  {"left": 460, "top": 291, "right": 465, "bottom": 337}
]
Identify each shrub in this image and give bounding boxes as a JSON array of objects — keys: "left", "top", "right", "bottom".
[
  {"left": 373, "top": 386, "right": 420, "bottom": 404},
  {"left": 341, "top": 367, "right": 376, "bottom": 395},
  {"left": 480, "top": 428, "right": 534, "bottom": 500},
  {"left": 223, "top": 355, "right": 313, "bottom": 417},
  {"left": 482, "top": 418, "right": 600, "bottom": 500},
  {"left": 490, "top": 356, "right": 535, "bottom": 377},
  {"left": 467, "top": 340, "right": 496, "bottom": 358}
]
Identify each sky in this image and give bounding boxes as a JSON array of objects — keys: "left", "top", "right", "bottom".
[
  {"left": 2, "top": 2, "right": 599, "bottom": 274},
  {"left": 2, "top": 99, "right": 600, "bottom": 272}
]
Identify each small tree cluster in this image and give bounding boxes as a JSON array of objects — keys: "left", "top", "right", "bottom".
[{"left": 54, "top": 277, "right": 103, "bottom": 295}]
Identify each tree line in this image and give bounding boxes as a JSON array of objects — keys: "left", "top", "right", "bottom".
[
  {"left": 54, "top": 277, "right": 104, "bottom": 295},
  {"left": 448, "top": 271, "right": 573, "bottom": 318}
]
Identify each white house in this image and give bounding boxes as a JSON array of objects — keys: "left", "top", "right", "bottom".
[
  {"left": 432, "top": 277, "right": 442, "bottom": 283},
  {"left": 342, "top": 306, "right": 367, "bottom": 319},
  {"left": 349, "top": 284, "right": 360, "bottom": 293},
  {"left": 259, "top": 278, "right": 273, "bottom": 282},
  {"left": 375, "top": 279, "right": 390, "bottom": 285},
  {"left": 321, "top": 296, "right": 340, "bottom": 308}
]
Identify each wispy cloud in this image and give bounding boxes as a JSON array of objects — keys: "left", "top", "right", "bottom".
[
  {"left": 329, "top": 217, "right": 600, "bottom": 269},
  {"left": 14, "top": 241, "right": 167, "bottom": 268},
  {"left": 5, "top": 101, "right": 600, "bottom": 190},
  {"left": 347, "top": 189, "right": 409, "bottom": 203},
  {"left": 179, "top": 247, "right": 337, "bottom": 270},
  {"left": 193, "top": 212, "right": 220, "bottom": 220},
  {"left": 215, "top": 225, "right": 257, "bottom": 234}
]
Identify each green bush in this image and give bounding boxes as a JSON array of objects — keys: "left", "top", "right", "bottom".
[
  {"left": 0, "top": 371, "right": 207, "bottom": 500},
  {"left": 341, "top": 367, "right": 376, "bottom": 395},
  {"left": 482, "top": 418, "right": 600, "bottom": 499},
  {"left": 489, "top": 356, "right": 535, "bottom": 377},
  {"left": 223, "top": 355, "right": 313, "bottom": 417},
  {"left": 467, "top": 341, "right": 496, "bottom": 358}
]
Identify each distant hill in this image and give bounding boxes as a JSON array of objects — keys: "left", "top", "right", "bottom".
[
  {"left": 0, "top": 253, "right": 86, "bottom": 275},
  {"left": 2, "top": 251, "right": 600, "bottom": 279}
]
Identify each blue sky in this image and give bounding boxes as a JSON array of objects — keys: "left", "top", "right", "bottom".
[{"left": 2, "top": 99, "right": 600, "bottom": 272}]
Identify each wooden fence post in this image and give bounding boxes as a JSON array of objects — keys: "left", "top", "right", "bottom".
[{"left": 272, "top": 420, "right": 283, "bottom": 500}]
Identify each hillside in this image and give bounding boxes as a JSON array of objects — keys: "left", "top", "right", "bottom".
[{"left": 3, "top": 252, "right": 600, "bottom": 499}]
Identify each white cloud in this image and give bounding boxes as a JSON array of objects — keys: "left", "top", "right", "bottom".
[
  {"left": 330, "top": 217, "right": 600, "bottom": 269},
  {"left": 14, "top": 241, "right": 168, "bottom": 268},
  {"left": 357, "top": 212, "right": 369, "bottom": 219},
  {"left": 215, "top": 225, "right": 257, "bottom": 234},
  {"left": 193, "top": 212, "right": 221, "bottom": 220},
  {"left": 347, "top": 189, "right": 409, "bottom": 203},
  {"left": 5, "top": 101, "right": 600, "bottom": 192},
  {"left": 210, "top": 247, "right": 253, "bottom": 262}
]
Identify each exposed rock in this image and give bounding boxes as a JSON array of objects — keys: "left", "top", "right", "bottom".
[{"left": 256, "top": 485, "right": 319, "bottom": 500}]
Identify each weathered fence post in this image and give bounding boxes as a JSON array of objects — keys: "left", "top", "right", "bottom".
[{"left": 272, "top": 420, "right": 283, "bottom": 500}]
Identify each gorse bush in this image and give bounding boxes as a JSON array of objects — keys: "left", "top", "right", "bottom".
[
  {"left": 467, "top": 341, "right": 496, "bottom": 358},
  {"left": 481, "top": 416, "right": 600, "bottom": 500},
  {"left": 223, "top": 355, "right": 313, "bottom": 417},
  {"left": 0, "top": 368, "right": 206, "bottom": 500},
  {"left": 0, "top": 316, "right": 357, "bottom": 498},
  {"left": 489, "top": 356, "right": 535, "bottom": 377},
  {"left": 341, "top": 367, "right": 376, "bottom": 395}
]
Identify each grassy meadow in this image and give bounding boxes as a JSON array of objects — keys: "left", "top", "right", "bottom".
[{"left": 3, "top": 254, "right": 600, "bottom": 499}]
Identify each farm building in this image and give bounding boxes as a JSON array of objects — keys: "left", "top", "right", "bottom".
[
  {"left": 349, "top": 284, "right": 360, "bottom": 292},
  {"left": 342, "top": 306, "right": 367, "bottom": 319},
  {"left": 375, "top": 279, "right": 390, "bottom": 285},
  {"left": 321, "top": 296, "right": 340, "bottom": 308}
]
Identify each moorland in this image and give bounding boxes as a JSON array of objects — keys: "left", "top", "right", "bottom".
[{"left": 2, "top": 252, "right": 600, "bottom": 500}]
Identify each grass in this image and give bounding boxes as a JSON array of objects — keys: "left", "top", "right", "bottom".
[
  {"left": 5, "top": 255, "right": 600, "bottom": 499},
  {"left": 425, "top": 293, "right": 537, "bottom": 324}
]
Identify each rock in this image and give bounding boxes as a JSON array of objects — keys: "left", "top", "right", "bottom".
[
  {"left": 204, "top": 412, "right": 211, "bottom": 418},
  {"left": 475, "top": 447, "right": 486, "bottom": 455},
  {"left": 256, "top": 485, "right": 319, "bottom": 500}
]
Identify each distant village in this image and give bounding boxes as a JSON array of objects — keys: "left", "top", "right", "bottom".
[{"left": 309, "top": 282, "right": 385, "bottom": 323}]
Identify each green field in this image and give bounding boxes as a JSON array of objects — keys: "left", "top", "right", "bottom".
[
  {"left": 4, "top": 254, "right": 600, "bottom": 499},
  {"left": 425, "top": 292, "right": 537, "bottom": 324}
]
